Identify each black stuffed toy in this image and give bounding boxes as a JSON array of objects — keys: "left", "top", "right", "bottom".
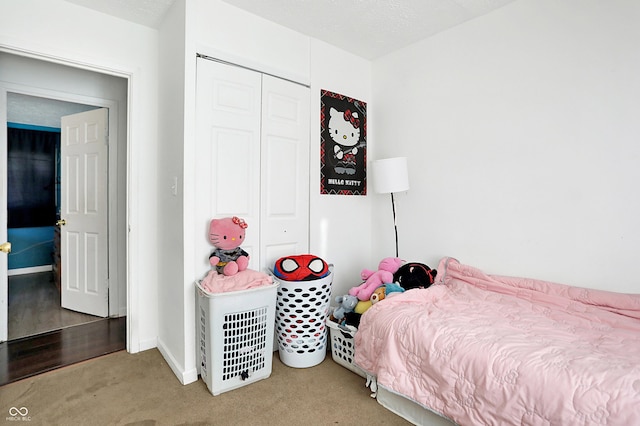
[
  {"left": 343, "top": 311, "right": 362, "bottom": 328},
  {"left": 393, "top": 262, "right": 437, "bottom": 290}
]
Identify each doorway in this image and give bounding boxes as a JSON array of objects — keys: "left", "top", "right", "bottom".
[
  {"left": 6, "top": 102, "right": 105, "bottom": 340},
  {"left": 0, "top": 52, "right": 127, "bottom": 369}
]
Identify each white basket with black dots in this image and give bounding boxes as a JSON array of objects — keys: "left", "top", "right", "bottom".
[
  {"left": 196, "top": 280, "right": 278, "bottom": 396},
  {"left": 326, "top": 319, "right": 366, "bottom": 377},
  {"left": 272, "top": 268, "right": 333, "bottom": 368}
]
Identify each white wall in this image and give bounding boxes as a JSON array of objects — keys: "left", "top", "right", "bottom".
[
  {"left": 150, "top": 0, "right": 375, "bottom": 384},
  {"left": 0, "top": 0, "right": 374, "bottom": 384},
  {"left": 309, "top": 39, "right": 374, "bottom": 299},
  {"left": 191, "top": 1, "right": 373, "bottom": 312},
  {"left": 193, "top": 0, "right": 310, "bottom": 85},
  {"left": 0, "top": 0, "right": 160, "bottom": 351},
  {"left": 156, "top": 0, "right": 190, "bottom": 383},
  {"left": 372, "top": 0, "right": 640, "bottom": 293},
  {"left": 159, "top": 0, "right": 316, "bottom": 384}
]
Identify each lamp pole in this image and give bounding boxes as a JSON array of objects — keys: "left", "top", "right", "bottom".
[
  {"left": 391, "top": 192, "right": 398, "bottom": 258},
  {"left": 373, "top": 157, "right": 409, "bottom": 259}
]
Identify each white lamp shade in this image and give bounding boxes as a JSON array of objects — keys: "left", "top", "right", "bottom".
[{"left": 373, "top": 157, "right": 410, "bottom": 194}]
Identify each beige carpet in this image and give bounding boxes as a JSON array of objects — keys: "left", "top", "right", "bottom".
[{"left": 2, "top": 349, "right": 411, "bottom": 425}]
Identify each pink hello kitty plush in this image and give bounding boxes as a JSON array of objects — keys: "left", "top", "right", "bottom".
[{"left": 208, "top": 216, "right": 250, "bottom": 276}]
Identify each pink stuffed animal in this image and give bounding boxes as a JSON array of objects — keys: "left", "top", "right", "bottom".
[
  {"left": 348, "top": 257, "right": 404, "bottom": 301},
  {"left": 208, "top": 216, "right": 250, "bottom": 276}
]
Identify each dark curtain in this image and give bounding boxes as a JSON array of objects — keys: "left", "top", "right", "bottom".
[{"left": 7, "top": 127, "right": 60, "bottom": 228}]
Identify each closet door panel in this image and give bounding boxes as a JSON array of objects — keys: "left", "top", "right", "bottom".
[
  {"left": 264, "top": 136, "right": 297, "bottom": 215},
  {"left": 213, "top": 129, "right": 253, "bottom": 214},
  {"left": 195, "top": 59, "right": 262, "bottom": 274},
  {"left": 260, "top": 75, "right": 310, "bottom": 271}
]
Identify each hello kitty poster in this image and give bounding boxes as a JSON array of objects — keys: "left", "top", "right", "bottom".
[{"left": 320, "top": 89, "right": 367, "bottom": 195}]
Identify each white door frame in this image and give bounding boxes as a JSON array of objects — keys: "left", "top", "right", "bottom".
[
  {"left": 0, "top": 88, "right": 7, "bottom": 343},
  {"left": 0, "top": 80, "right": 124, "bottom": 342},
  {"left": 0, "top": 45, "right": 142, "bottom": 353}
]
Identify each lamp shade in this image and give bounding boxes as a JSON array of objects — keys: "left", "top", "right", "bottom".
[{"left": 373, "top": 157, "right": 410, "bottom": 194}]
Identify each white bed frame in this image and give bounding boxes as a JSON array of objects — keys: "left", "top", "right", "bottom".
[
  {"left": 329, "top": 317, "right": 456, "bottom": 425},
  {"left": 374, "top": 382, "right": 456, "bottom": 425}
]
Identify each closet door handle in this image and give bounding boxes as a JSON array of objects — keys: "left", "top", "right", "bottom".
[
  {"left": 0, "top": 242, "right": 10, "bottom": 254},
  {"left": 56, "top": 219, "right": 67, "bottom": 226}
]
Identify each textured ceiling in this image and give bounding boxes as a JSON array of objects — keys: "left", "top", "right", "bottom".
[
  {"left": 8, "top": 93, "right": 97, "bottom": 128},
  {"left": 63, "top": 0, "right": 517, "bottom": 59},
  {"left": 221, "top": 0, "right": 517, "bottom": 59}
]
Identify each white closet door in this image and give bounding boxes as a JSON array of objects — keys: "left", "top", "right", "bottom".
[
  {"left": 194, "top": 58, "right": 310, "bottom": 277},
  {"left": 195, "top": 58, "right": 262, "bottom": 273},
  {"left": 260, "top": 75, "right": 310, "bottom": 270}
]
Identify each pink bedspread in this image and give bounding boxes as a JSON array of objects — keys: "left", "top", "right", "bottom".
[
  {"left": 355, "top": 257, "right": 640, "bottom": 425},
  {"left": 200, "top": 269, "right": 272, "bottom": 293}
]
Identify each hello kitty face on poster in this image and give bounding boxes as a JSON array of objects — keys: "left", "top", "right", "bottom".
[{"left": 329, "top": 107, "right": 361, "bottom": 149}]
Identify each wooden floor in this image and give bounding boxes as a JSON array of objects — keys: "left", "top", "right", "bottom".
[
  {"left": 1, "top": 271, "right": 126, "bottom": 386},
  {"left": 8, "top": 271, "right": 103, "bottom": 340},
  {"left": 0, "top": 317, "right": 126, "bottom": 386}
]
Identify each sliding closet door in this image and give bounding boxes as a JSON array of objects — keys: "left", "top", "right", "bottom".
[
  {"left": 195, "top": 58, "right": 262, "bottom": 273},
  {"left": 194, "top": 57, "right": 310, "bottom": 276},
  {"left": 260, "top": 75, "right": 310, "bottom": 268}
]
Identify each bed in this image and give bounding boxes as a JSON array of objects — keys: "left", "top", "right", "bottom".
[{"left": 354, "top": 257, "right": 640, "bottom": 425}]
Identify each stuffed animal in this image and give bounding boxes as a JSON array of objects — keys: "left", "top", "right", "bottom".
[
  {"left": 344, "top": 311, "right": 362, "bottom": 328},
  {"left": 385, "top": 282, "right": 406, "bottom": 295},
  {"left": 333, "top": 294, "right": 358, "bottom": 320},
  {"left": 208, "top": 216, "right": 249, "bottom": 276},
  {"left": 349, "top": 257, "right": 404, "bottom": 301},
  {"left": 393, "top": 262, "right": 437, "bottom": 290},
  {"left": 273, "top": 254, "right": 329, "bottom": 281},
  {"left": 344, "top": 282, "right": 407, "bottom": 328},
  {"left": 370, "top": 283, "right": 406, "bottom": 304},
  {"left": 340, "top": 300, "right": 371, "bottom": 327},
  {"left": 354, "top": 300, "right": 372, "bottom": 314},
  {"left": 370, "top": 286, "right": 386, "bottom": 304},
  {"left": 340, "top": 312, "right": 362, "bottom": 328}
]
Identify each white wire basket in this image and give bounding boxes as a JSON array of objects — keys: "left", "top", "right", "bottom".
[
  {"left": 272, "top": 269, "right": 333, "bottom": 368},
  {"left": 196, "top": 280, "right": 278, "bottom": 395},
  {"left": 326, "top": 318, "right": 366, "bottom": 378}
]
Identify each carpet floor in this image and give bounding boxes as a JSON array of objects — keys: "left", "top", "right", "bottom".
[{"left": 2, "top": 349, "right": 411, "bottom": 425}]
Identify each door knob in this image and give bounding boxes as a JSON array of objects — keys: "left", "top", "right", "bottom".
[
  {"left": 0, "top": 242, "right": 10, "bottom": 254},
  {"left": 56, "top": 219, "right": 67, "bottom": 226}
]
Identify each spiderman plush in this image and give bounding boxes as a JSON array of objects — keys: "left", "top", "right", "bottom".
[{"left": 273, "top": 254, "right": 329, "bottom": 281}]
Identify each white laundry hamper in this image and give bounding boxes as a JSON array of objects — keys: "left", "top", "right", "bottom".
[
  {"left": 196, "top": 280, "right": 278, "bottom": 395},
  {"left": 326, "top": 318, "right": 366, "bottom": 377},
  {"left": 272, "top": 268, "right": 333, "bottom": 368}
]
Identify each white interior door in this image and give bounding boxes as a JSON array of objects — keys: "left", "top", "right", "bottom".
[
  {"left": 60, "top": 108, "right": 109, "bottom": 317},
  {"left": 260, "top": 75, "right": 310, "bottom": 269},
  {"left": 195, "top": 58, "right": 262, "bottom": 274}
]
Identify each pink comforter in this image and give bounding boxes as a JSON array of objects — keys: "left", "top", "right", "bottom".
[{"left": 355, "top": 257, "right": 640, "bottom": 425}]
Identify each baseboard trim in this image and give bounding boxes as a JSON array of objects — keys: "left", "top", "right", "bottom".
[
  {"left": 183, "top": 367, "right": 198, "bottom": 385},
  {"left": 138, "top": 337, "right": 158, "bottom": 353},
  {"left": 157, "top": 337, "right": 198, "bottom": 385},
  {"left": 8, "top": 265, "right": 53, "bottom": 276}
]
